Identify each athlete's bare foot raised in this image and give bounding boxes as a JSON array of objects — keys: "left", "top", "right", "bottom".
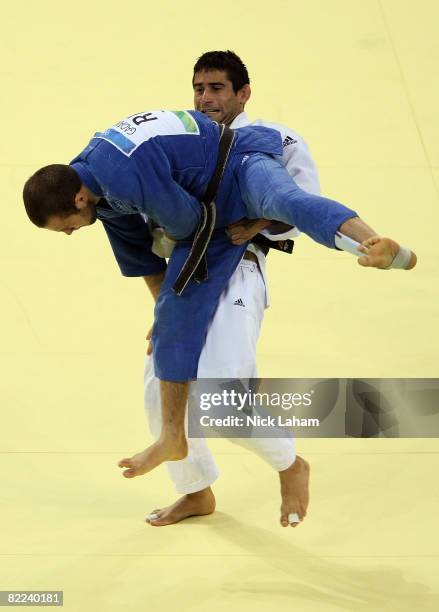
[
  {"left": 279, "top": 455, "right": 310, "bottom": 528},
  {"left": 357, "top": 236, "right": 417, "bottom": 270},
  {"left": 118, "top": 435, "right": 188, "bottom": 478},
  {"left": 146, "top": 487, "right": 216, "bottom": 526}
]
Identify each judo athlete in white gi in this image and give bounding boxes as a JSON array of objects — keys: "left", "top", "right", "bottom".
[
  {"left": 143, "top": 51, "right": 322, "bottom": 528},
  {"left": 23, "top": 95, "right": 417, "bottom": 527}
]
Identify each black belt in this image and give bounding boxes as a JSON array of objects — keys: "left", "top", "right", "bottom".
[
  {"left": 251, "top": 233, "right": 295, "bottom": 256},
  {"left": 172, "top": 124, "right": 235, "bottom": 296}
]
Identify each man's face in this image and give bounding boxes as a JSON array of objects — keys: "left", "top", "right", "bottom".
[
  {"left": 193, "top": 69, "right": 250, "bottom": 126},
  {"left": 44, "top": 202, "right": 97, "bottom": 235}
]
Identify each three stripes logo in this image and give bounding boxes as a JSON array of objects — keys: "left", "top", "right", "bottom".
[
  {"left": 282, "top": 135, "right": 298, "bottom": 148},
  {"left": 233, "top": 298, "right": 245, "bottom": 307}
]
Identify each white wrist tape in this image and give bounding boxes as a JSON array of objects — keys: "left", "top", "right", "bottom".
[{"left": 389, "top": 245, "right": 412, "bottom": 269}]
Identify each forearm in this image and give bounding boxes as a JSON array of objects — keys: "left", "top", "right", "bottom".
[
  {"left": 250, "top": 218, "right": 272, "bottom": 233},
  {"left": 143, "top": 271, "right": 166, "bottom": 302}
]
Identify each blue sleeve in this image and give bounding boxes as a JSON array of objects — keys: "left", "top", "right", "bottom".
[{"left": 100, "top": 214, "right": 167, "bottom": 277}]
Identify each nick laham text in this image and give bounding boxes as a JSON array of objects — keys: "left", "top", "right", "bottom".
[{"left": 200, "top": 415, "right": 320, "bottom": 428}]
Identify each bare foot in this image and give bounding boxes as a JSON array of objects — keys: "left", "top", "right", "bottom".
[
  {"left": 146, "top": 487, "right": 216, "bottom": 526},
  {"left": 279, "top": 456, "right": 310, "bottom": 528},
  {"left": 118, "top": 435, "right": 188, "bottom": 479},
  {"left": 357, "top": 236, "right": 417, "bottom": 270}
]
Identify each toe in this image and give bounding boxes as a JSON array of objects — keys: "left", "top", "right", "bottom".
[
  {"left": 284, "top": 509, "right": 303, "bottom": 527},
  {"left": 118, "top": 458, "right": 132, "bottom": 468},
  {"left": 149, "top": 517, "right": 169, "bottom": 527},
  {"left": 358, "top": 255, "right": 371, "bottom": 267},
  {"left": 123, "top": 468, "right": 136, "bottom": 478}
]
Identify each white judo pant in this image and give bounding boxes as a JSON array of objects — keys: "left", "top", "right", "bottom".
[{"left": 144, "top": 258, "right": 296, "bottom": 494}]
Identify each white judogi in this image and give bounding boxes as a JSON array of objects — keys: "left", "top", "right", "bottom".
[{"left": 144, "top": 112, "right": 320, "bottom": 493}]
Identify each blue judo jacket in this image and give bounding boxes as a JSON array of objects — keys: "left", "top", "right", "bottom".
[{"left": 70, "top": 110, "right": 356, "bottom": 381}]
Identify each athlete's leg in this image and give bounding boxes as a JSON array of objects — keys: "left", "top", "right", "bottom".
[
  {"left": 238, "top": 154, "right": 356, "bottom": 249},
  {"left": 142, "top": 354, "right": 218, "bottom": 527},
  {"left": 197, "top": 258, "right": 309, "bottom": 527},
  {"left": 144, "top": 356, "right": 220, "bottom": 495},
  {"left": 196, "top": 258, "right": 293, "bottom": 467},
  {"left": 118, "top": 379, "right": 189, "bottom": 478}
]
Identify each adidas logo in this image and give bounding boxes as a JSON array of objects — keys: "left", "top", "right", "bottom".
[
  {"left": 233, "top": 298, "right": 245, "bottom": 307},
  {"left": 282, "top": 135, "right": 298, "bottom": 147}
]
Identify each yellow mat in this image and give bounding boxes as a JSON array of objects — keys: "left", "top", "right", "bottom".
[{"left": 1, "top": 1, "right": 438, "bottom": 610}]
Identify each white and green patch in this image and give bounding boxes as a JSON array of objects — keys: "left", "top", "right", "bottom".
[
  {"left": 170, "top": 110, "right": 199, "bottom": 133},
  {"left": 93, "top": 110, "right": 200, "bottom": 156}
]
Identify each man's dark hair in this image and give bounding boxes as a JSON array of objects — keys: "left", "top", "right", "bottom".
[
  {"left": 192, "top": 50, "right": 250, "bottom": 93},
  {"left": 23, "top": 164, "right": 81, "bottom": 227}
]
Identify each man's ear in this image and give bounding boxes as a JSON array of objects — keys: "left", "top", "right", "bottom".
[
  {"left": 74, "top": 185, "right": 88, "bottom": 210},
  {"left": 238, "top": 84, "right": 251, "bottom": 107}
]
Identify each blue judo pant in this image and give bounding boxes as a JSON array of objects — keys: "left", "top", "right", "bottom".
[{"left": 152, "top": 154, "right": 357, "bottom": 381}]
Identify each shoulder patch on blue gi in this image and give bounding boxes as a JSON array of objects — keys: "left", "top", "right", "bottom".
[
  {"left": 93, "top": 110, "right": 200, "bottom": 157},
  {"left": 170, "top": 110, "right": 200, "bottom": 134}
]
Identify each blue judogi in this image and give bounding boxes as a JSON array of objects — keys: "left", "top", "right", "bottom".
[{"left": 70, "top": 110, "right": 357, "bottom": 381}]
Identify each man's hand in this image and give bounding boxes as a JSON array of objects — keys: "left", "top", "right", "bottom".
[
  {"left": 226, "top": 218, "right": 271, "bottom": 245},
  {"left": 357, "top": 236, "right": 417, "bottom": 270},
  {"left": 146, "top": 326, "right": 153, "bottom": 355}
]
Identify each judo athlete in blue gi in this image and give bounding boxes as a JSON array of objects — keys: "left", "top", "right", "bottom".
[{"left": 23, "top": 109, "right": 417, "bottom": 481}]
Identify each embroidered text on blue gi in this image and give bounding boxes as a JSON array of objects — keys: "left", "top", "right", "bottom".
[{"left": 115, "top": 120, "right": 136, "bottom": 136}]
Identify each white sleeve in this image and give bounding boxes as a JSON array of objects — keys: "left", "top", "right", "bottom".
[
  {"left": 252, "top": 121, "right": 321, "bottom": 241},
  {"left": 251, "top": 119, "right": 321, "bottom": 196},
  {"left": 261, "top": 137, "right": 320, "bottom": 239},
  {"left": 280, "top": 129, "right": 321, "bottom": 196}
]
